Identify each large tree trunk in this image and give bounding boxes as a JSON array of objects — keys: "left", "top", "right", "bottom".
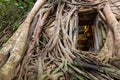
[
  {"left": 0, "top": 0, "right": 46, "bottom": 80},
  {"left": 103, "top": 2, "right": 120, "bottom": 57},
  {"left": 0, "top": 0, "right": 120, "bottom": 80}
]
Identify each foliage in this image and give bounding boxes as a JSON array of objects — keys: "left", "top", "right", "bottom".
[
  {"left": 0, "top": 0, "right": 34, "bottom": 48},
  {"left": 0, "top": 0, "right": 34, "bottom": 31}
]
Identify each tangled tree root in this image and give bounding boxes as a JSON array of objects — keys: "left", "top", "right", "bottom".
[{"left": 0, "top": 0, "right": 120, "bottom": 80}]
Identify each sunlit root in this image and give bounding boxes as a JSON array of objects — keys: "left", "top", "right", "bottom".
[
  {"left": 0, "top": 0, "right": 46, "bottom": 80},
  {"left": 97, "top": 29, "right": 114, "bottom": 63},
  {"left": 103, "top": 2, "right": 120, "bottom": 57}
]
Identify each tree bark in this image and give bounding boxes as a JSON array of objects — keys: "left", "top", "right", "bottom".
[
  {"left": 0, "top": 0, "right": 46, "bottom": 80},
  {"left": 103, "top": 2, "right": 120, "bottom": 57}
]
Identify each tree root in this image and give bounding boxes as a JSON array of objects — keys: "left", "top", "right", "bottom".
[{"left": 1, "top": 0, "right": 120, "bottom": 80}]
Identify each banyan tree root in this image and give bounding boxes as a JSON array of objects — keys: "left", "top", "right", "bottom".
[
  {"left": 96, "top": 1, "right": 120, "bottom": 63},
  {"left": 0, "top": 0, "right": 120, "bottom": 80},
  {"left": 0, "top": 0, "right": 46, "bottom": 80},
  {"left": 103, "top": 2, "right": 120, "bottom": 57}
]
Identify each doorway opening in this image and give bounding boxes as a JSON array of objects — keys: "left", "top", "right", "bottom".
[{"left": 76, "top": 12, "right": 96, "bottom": 51}]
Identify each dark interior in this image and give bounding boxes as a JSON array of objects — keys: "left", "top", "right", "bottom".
[{"left": 76, "top": 12, "right": 96, "bottom": 51}]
